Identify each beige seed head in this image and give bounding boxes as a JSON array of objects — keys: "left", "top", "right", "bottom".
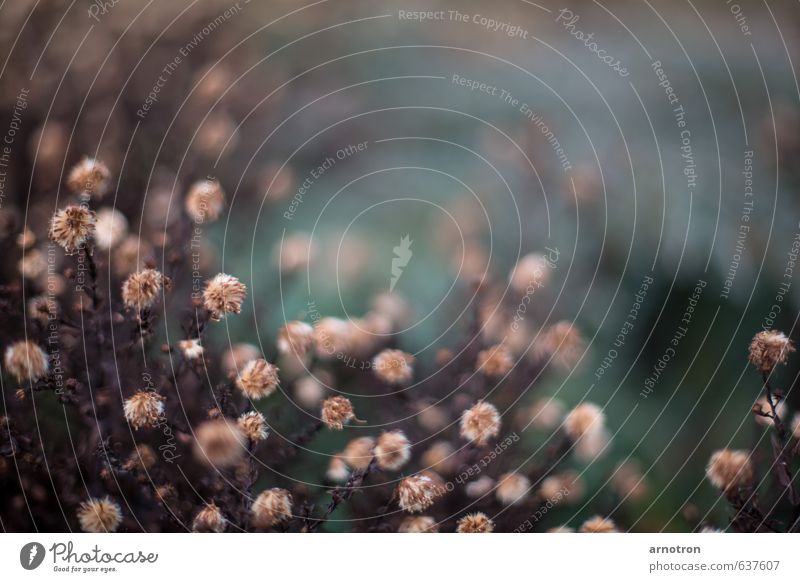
[
  {"left": 179, "top": 338, "right": 204, "bottom": 361},
  {"left": 221, "top": 343, "right": 260, "bottom": 377},
  {"left": 476, "top": 344, "right": 514, "bottom": 377},
  {"left": 237, "top": 411, "right": 268, "bottom": 442},
  {"left": 496, "top": 472, "right": 530, "bottom": 505},
  {"left": 192, "top": 503, "right": 226, "bottom": 533},
  {"left": 321, "top": 395, "right": 356, "bottom": 430},
  {"left": 67, "top": 157, "right": 111, "bottom": 198},
  {"left": 49, "top": 205, "right": 95, "bottom": 253},
  {"left": 123, "top": 391, "right": 165, "bottom": 429},
  {"left": 27, "top": 296, "right": 58, "bottom": 323},
  {"left": 706, "top": 449, "right": 753, "bottom": 494},
  {"left": 579, "top": 516, "right": 618, "bottom": 533},
  {"left": 749, "top": 330, "right": 795, "bottom": 373},
  {"left": 374, "top": 430, "right": 411, "bottom": 471},
  {"left": 396, "top": 474, "right": 444, "bottom": 513},
  {"left": 342, "top": 437, "right": 375, "bottom": 470},
  {"left": 456, "top": 512, "right": 494, "bottom": 533},
  {"left": 235, "top": 359, "right": 280, "bottom": 400},
  {"left": 4, "top": 340, "right": 49, "bottom": 382},
  {"left": 326, "top": 455, "right": 351, "bottom": 482},
  {"left": 194, "top": 419, "right": 247, "bottom": 468},
  {"left": 398, "top": 515, "right": 439, "bottom": 533},
  {"left": 460, "top": 401, "right": 501, "bottom": 446},
  {"left": 276, "top": 321, "right": 314, "bottom": 356},
  {"left": 563, "top": 402, "right": 605, "bottom": 441},
  {"left": 185, "top": 178, "right": 225, "bottom": 223},
  {"left": 94, "top": 208, "right": 128, "bottom": 250},
  {"left": 77, "top": 496, "right": 122, "bottom": 532},
  {"left": 121, "top": 269, "right": 164, "bottom": 310},
  {"left": 203, "top": 273, "right": 246, "bottom": 321},
  {"left": 372, "top": 349, "right": 415, "bottom": 384},
  {"left": 250, "top": 488, "right": 292, "bottom": 529}
]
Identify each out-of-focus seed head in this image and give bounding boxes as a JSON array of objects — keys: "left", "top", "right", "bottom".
[
  {"left": 509, "top": 252, "right": 553, "bottom": 294},
  {"left": 374, "top": 430, "right": 411, "bottom": 471},
  {"left": 706, "top": 449, "right": 753, "bottom": 494},
  {"left": 4, "top": 340, "right": 48, "bottom": 382},
  {"left": 398, "top": 515, "right": 439, "bottom": 533},
  {"left": 194, "top": 419, "right": 247, "bottom": 468},
  {"left": 203, "top": 273, "right": 246, "bottom": 321},
  {"left": 396, "top": 474, "right": 444, "bottom": 513},
  {"left": 17, "top": 226, "right": 35, "bottom": 249},
  {"left": 222, "top": 342, "right": 260, "bottom": 377},
  {"left": 18, "top": 248, "right": 47, "bottom": 279},
  {"left": 237, "top": 411, "right": 268, "bottom": 442},
  {"left": 342, "top": 437, "right": 375, "bottom": 470},
  {"left": 192, "top": 503, "right": 226, "bottom": 533},
  {"left": 294, "top": 373, "right": 328, "bottom": 408},
  {"left": 235, "top": 359, "right": 280, "bottom": 400},
  {"left": 456, "top": 512, "right": 494, "bottom": 533},
  {"left": 312, "top": 317, "right": 351, "bottom": 359},
  {"left": 465, "top": 476, "right": 495, "bottom": 498},
  {"left": 496, "top": 472, "right": 530, "bottom": 505},
  {"left": 27, "top": 296, "right": 58, "bottom": 323},
  {"left": 121, "top": 269, "right": 164, "bottom": 310},
  {"left": 77, "top": 496, "right": 122, "bottom": 532},
  {"left": 49, "top": 205, "right": 95, "bottom": 254},
  {"left": 123, "top": 391, "right": 165, "bottom": 429},
  {"left": 124, "top": 444, "right": 157, "bottom": 472},
  {"left": 67, "top": 157, "right": 111, "bottom": 198},
  {"left": 326, "top": 454, "right": 350, "bottom": 482},
  {"left": 94, "top": 208, "right": 128, "bottom": 250},
  {"left": 460, "top": 401, "right": 501, "bottom": 446},
  {"left": 321, "top": 395, "right": 355, "bottom": 430},
  {"left": 185, "top": 178, "right": 225, "bottom": 223},
  {"left": 420, "top": 441, "right": 457, "bottom": 475},
  {"left": 579, "top": 516, "right": 618, "bottom": 533},
  {"left": 522, "top": 398, "right": 565, "bottom": 430},
  {"left": 372, "top": 349, "right": 415, "bottom": 385},
  {"left": 540, "top": 470, "right": 585, "bottom": 504},
  {"left": 548, "top": 526, "right": 575, "bottom": 533},
  {"left": 533, "top": 321, "right": 585, "bottom": 371},
  {"left": 250, "top": 488, "right": 292, "bottom": 529},
  {"left": 276, "top": 321, "right": 314, "bottom": 356},
  {"left": 610, "top": 462, "right": 647, "bottom": 502},
  {"left": 179, "top": 338, "right": 204, "bottom": 361},
  {"left": 476, "top": 344, "right": 514, "bottom": 377},
  {"left": 749, "top": 330, "right": 795, "bottom": 373},
  {"left": 563, "top": 402, "right": 605, "bottom": 441}
]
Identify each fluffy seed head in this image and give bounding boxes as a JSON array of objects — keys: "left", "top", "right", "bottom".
[
  {"left": 192, "top": 504, "right": 226, "bottom": 533},
  {"left": 398, "top": 516, "right": 439, "bottom": 533},
  {"left": 94, "top": 208, "right": 128, "bottom": 250},
  {"left": 540, "top": 470, "right": 584, "bottom": 503},
  {"left": 524, "top": 398, "right": 565, "bottom": 430},
  {"left": 579, "top": 516, "right": 618, "bottom": 533},
  {"left": 749, "top": 330, "right": 795, "bottom": 373},
  {"left": 67, "top": 157, "right": 111, "bottom": 198},
  {"left": 203, "top": 273, "right": 246, "bottom": 321},
  {"left": 374, "top": 430, "right": 411, "bottom": 471},
  {"left": 372, "top": 349, "right": 415, "bottom": 384},
  {"left": 706, "top": 449, "right": 753, "bottom": 493},
  {"left": 4, "top": 340, "right": 48, "bottom": 382},
  {"left": 185, "top": 178, "right": 225, "bottom": 223},
  {"left": 563, "top": 402, "right": 605, "bottom": 441},
  {"left": 496, "top": 472, "right": 530, "bottom": 505},
  {"left": 194, "top": 419, "right": 246, "bottom": 467},
  {"left": 326, "top": 455, "right": 350, "bottom": 482},
  {"left": 276, "top": 321, "right": 314, "bottom": 356},
  {"left": 457, "top": 512, "right": 495, "bottom": 533},
  {"left": 250, "top": 488, "right": 292, "bottom": 529},
  {"left": 222, "top": 342, "right": 260, "bottom": 376},
  {"left": 509, "top": 252, "right": 552, "bottom": 294},
  {"left": 534, "top": 321, "right": 585, "bottom": 371},
  {"left": 476, "top": 344, "right": 514, "bottom": 377},
  {"left": 460, "top": 401, "right": 501, "bottom": 446},
  {"left": 397, "top": 474, "right": 444, "bottom": 513},
  {"left": 179, "top": 338, "right": 204, "bottom": 361},
  {"left": 77, "top": 496, "right": 122, "bottom": 532},
  {"left": 49, "top": 205, "right": 95, "bottom": 253},
  {"left": 321, "top": 395, "right": 355, "bottom": 430},
  {"left": 792, "top": 415, "right": 800, "bottom": 440},
  {"left": 420, "top": 441, "right": 457, "bottom": 475},
  {"left": 611, "top": 462, "right": 647, "bottom": 502},
  {"left": 27, "top": 296, "right": 58, "bottom": 323},
  {"left": 238, "top": 411, "right": 268, "bottom": 442},
  {"left": 121, "top": 269, "right": 164, "bottom": 310},
  {"left": 312, "top": 317, "right": 351, "bottom": 358},
  {"left": 123, "top": 391, "right": 165, "bottom": 429},
  {"left": 235, "top": 359, "right": 280, "bottom": 400},
  {"left": 342, "top": 437, "right": 375, "bottom": 470}
]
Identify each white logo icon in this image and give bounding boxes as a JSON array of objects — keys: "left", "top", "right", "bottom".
[{"left": 390, "top": 235, "right": 413, "bottom": 292}]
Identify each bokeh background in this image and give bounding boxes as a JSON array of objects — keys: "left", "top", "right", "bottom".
[{"left": 2, "top": 0, "right": 800, "bottom": 531}]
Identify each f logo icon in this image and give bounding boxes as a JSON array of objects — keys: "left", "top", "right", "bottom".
[{"left": 19, "top": 542, "right": 45, "bottom": 570}]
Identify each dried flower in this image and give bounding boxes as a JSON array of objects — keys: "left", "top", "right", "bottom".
[
  {"left": 420, "top": 441, "right": 457, "bottom": 475},
  {"left": 312, "top": 317, "right": 351, "bottom": 358},
  {"left": 222, "top": 342, "right": 260, "bottom": 376},
  {"left": 534, "top": 321, "right": 585, "bottom": 371},
  {"left": 94, "top": 208, "right": 128, "bottom": 250},
  {"left": 706, "top": 449, "right": 753, "bottom": 494},
  {"left": 236, "top": 359, "right": 280, "bottom": 400},
  {"left": 460, "top": 401, "right": 501, "bottom": 446},
  {"left": 49, "top": 205, "right": 95, "bottom": 253},
  {"left": 327, "top": 455, "right": 350, "bottom": 482},
  {"left": 203, "top": 273, "right": 246, "bottom": 321},
  {"left": 398, "top": 516, "right": 439, "bottom": 533},
  {"left": 457, "top": 512, "right": 494, "bottom": 533},
  {"left": 476, "top": 344, "right": 514, "bottom": 377},
  {"left": 372, "top": 349, "right": 415, "bottom": 384},
  {"left": 321, "top": 396, "right": 355, "bottom": 430},
  {"left": 496, "top": 472, "right": 530, "bottom": 505},
  {"left": 179, "top": 338, "right": 204, "bottom": 361},
  {"left": 192, "top": 503, "right": 226, "bottom": 533},
  {"left": 250, "top": 488, "right": 292, "bottom": 529},
  {"left": 509, "top": 252, "right": 553, "bottom": 294},
  {"left": 748, "top": 330, "right": 795, "bottom": 373},
  {"left": 238, "top": 411, "right": 268, "bottom": 442},
  {"left": 4, "top": 340, "right": 48, "bottom": 382},
  {"left": 342, "top": 437, "right": 375, "bottom": 470},
  {"left": 563, "top": 402, "right": 605, "bottom": 441},
  {"left": 77, "top": 496, "right": 122, "bottom": 532},
  {"left": 123, "top": 391, "right": 165, "bottom": 429},
  {"left": 374, "top": 430, "right": 411, "bottom": 471},
  {"left": 124, "top": 444, "right": 156, "bottom": 472},
  {"left": 397, "top": 474, "right": 444, "bottom": 513},
  {"left": 194, "top": 419, "right": 246, "bottom": 467},
  {"left": 579, "top": 516, "right": 618, "bottom": 533},
  {"left": 185, "top": 178, "right": 225, "bottom": 223},
  {"left": 277, "top": 321, "right": 314, "bottom": 356},
  {"left": 294, "top": 373, "right": 327, "bottom": 408},
  {"left": 67, "top": 157, "right": 111, "bottom": 198},
  {"left": 121, "top": 269, "right": 164, "bottom": 310}
]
